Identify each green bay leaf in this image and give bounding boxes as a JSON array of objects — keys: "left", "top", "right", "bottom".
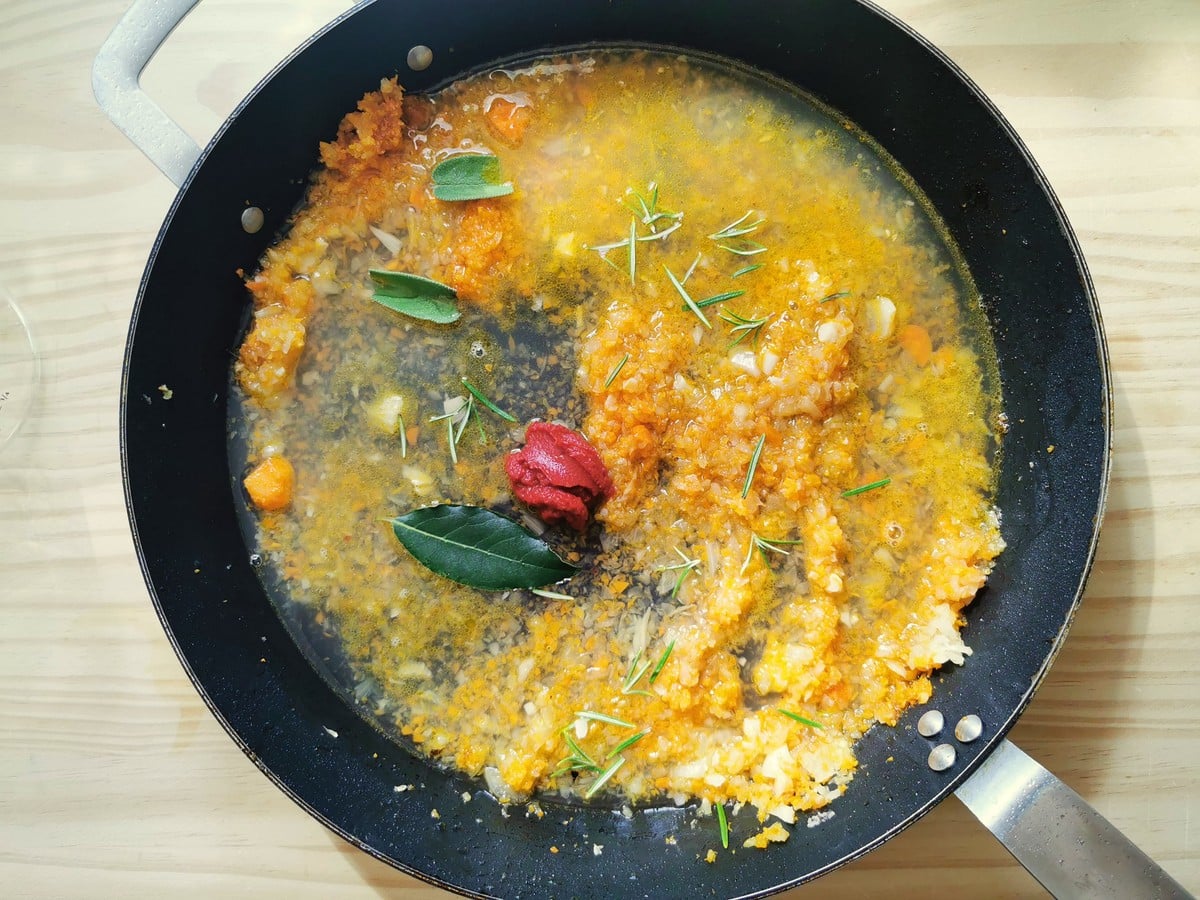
[
  {"left": 369, "top": 269, "right": 460, "bottom": 324},
  {"left": 431, "top": 154, "right": 514, "bottom": 202},
  {"left": 390, "top": 505, "right": 577, "bottom": 591}
]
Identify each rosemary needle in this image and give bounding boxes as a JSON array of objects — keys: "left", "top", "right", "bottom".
[
  {"left": 531, "top": 588, "right": 576, "bottom": 601},
  {"left": 604, "top": 353, "right": 629, "bottom": 389},
  {"left": 716, "top": 802, "right": 730, "bottom": 849},
  {"left": 606, "top": 731, "right": 649, "bottom": 760},
  {"left": 779, "top": 709, "right": 824, "bottom": 729},
  {"left": 732, "top": 263, "right": 763, "bottom": 278},
  {"left": 584, "top": 756, "right": 626, "bottom": 799},
  {"left": 841, "top": 477, "right": 891, "bottom": 498},
  {"left": 460, "top": 377, "right": 516, "bottom": 422},
  {"left": 819, "top": 290, "right": 850, "bottom": 304},
  {"left": 742, "top": 435, "right": 766, "bottom": 498},
  {"left": 576, "top": 710, "right": 636, "bottom": 729},
  {"left": 648, "top": 640, "right": 675, "bottom": 685},
  {"left": 629, "top": 216, "right": 637, "bottom": 285},
  {"left": 665, "top": 265, "right": 711, "bottom": 328}
]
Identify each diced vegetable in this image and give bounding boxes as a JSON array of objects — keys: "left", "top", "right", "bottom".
[{"left": 243, "top": 456, "right": 295, "bottom": 511}]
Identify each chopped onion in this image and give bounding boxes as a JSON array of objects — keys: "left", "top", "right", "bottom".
[{"left": 369, "top": 225, "right": 402, "bottom": 255}]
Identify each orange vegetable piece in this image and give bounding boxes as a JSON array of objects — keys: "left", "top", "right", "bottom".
[
  {"left": 243, "top": 456, "right": 295, "bottom": 511},
  {"left": 898, "top": 323, "right": 933, "bottom": 366},
  {"left": 485, "top": 97, "right": 532, "bottom": 146}
]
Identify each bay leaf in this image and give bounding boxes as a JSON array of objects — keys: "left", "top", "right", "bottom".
[
  {"left": 369, "top": 269, "right": 460, "bottom": 324},
  {"left": 390, "top": 505, "right": 577, "bottom": 591}
]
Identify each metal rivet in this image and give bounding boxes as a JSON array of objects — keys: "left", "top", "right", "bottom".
[
  {"left": 917, "top": 709, "right": 944, "bottom": 737},
  {"left": 955, "top": 714, "right": 983, "bottom": 743},
  {"left": 241, "top": 206, "right": 264, "bottom": 234},
  {"left": 407, "top": 45, "right": 433, "bottom": 71},
  {"left": 928, "top": 743, "right": 956, "bottom": 772}
]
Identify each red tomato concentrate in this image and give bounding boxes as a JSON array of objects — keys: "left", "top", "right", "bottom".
[{"left": 506, "top": 422, "right": 613, "bottom": 531}]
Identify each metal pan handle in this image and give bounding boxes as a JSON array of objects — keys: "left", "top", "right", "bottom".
[
  {"left": 956, "top": 740, "right": 1193, "bottom": 898},
  {"left": 92, "top": 0, "right": 202, "bottom": 188}
]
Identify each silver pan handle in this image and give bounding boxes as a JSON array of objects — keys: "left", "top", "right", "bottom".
[
  {"left": 956, "top": 740, "right": 1193, "bottom": 898},
  {"left": 92, "top": 0, "right": 203, "bottom": 188}
]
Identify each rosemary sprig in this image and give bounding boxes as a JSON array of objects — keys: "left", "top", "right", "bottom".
[
  {"left": 460, "top": 377, "right": 516, "bottom": 422},
  {"left": 710, "top": 210, "right": 764, "bottom": 241},
  {"left": 584, "top": 755, "right": 627, "bottom": 799},
  {"left": 665, "top": 265, "right": 711, "bottom": 328},
  {"left": 658, "top": 547, "right": 700, "bottom": 600},
  {"left": 841, "top": 477, "right": 891, "bottom": 498},
  {"left": 648, "top": 640, "right": 675, "bottom": 685},
  {"left": 711, "top": 211, "right": 767, "bottom": 256},
  {"left": 551, "top": 726, "right": 602, "bottom": 778},
  {"left": 397, "top": 412, "right": 407, "bottom": 458},
  {"left": 604, "top": 353, "right": 629, "bottom": 389},
  {"left": 606, "top": 730, "right": 649, "bottom": 760},
  {"left": 740, "top": 532, "right": 803, "bottom": 574},
  {"left": 720, "top": 309, "right": 772, "bottom": 348},
  {"left": 575, "top": 710, "right": 636, "bottom": 729},
  {"left": 819, "top": 290, "right": 850, "bottom": 304},
  {"left": 732, "top": 263, "right": 762, "bottom": 278},
  {"left": 429, "top": 395, "right": 475, "bottom": 464},
  {"left": 584, "top": 220, "right": 683, "bottom": 254},
  {"left": 779, "top": 709, "right": 824, "bottom": 729},
  {"left": 742, "top": 435, "right": 766, "bottom": 499},
  {"left": 621, "top": 650, "right": 653, "bottom": 696},
  {"left": 716, "top": 802, "right": 730, "bottom": 849},
  {"left": 625, "top": 182, "right": 682, "bottom": 232}
]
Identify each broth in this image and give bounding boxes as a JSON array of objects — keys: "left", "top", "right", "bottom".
[{"left": 231, "top": 50, "right": 1003, "bottom": 834}]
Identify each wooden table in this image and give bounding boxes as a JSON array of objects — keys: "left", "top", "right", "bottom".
[{"left": 2, "top": 0, "right": 1196, "bottom": 896}]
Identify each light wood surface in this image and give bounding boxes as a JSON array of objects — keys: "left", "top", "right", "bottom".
[{"left": 1, "top": 0, "right": 1197, "bottom": 896}]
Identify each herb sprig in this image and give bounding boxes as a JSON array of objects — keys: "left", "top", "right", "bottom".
[
  {"left": 711, "top": 210, "right": 767, "bottom": 256},
  {"left": 720, "top": 309, "right": 772, "bottom": 348},
  {"left": 740, "top": 532, "right": 803, "bottom": 574},
  {"left": 657, "top": 547, "right": 700, "bottom": 600}
]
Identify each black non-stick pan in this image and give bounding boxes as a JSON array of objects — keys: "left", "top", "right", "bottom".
[{"left": 95, "top": 0, "right": 1191, "bottom": 896}]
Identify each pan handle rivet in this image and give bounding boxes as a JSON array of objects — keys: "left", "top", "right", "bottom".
[
  {"left": 917, "top": 709, "right": 944, "bottom": 737},
  {"left": 928, "top": 743, "right": 956, "bottom": 772},
  {"left": 241, "top": 206, "right": 264, "bottom": 234},
  {"left": 407, "top": 45, "right": 433, "bottom": 72},
  {"left": 954, "top": 714, "right": 983, "bottom": 742}
]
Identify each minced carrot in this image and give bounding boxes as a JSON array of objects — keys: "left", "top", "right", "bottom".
[
  {"left": 898, "top": 323, "right": 933, "bottom": 366},
  {"left": 485, "top": 97, "right": 532, "bottom": 146},
  {"left": 243, "top": 456, "right": 295, "bottom": 511}
]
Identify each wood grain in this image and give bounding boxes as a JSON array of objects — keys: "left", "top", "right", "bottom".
[{"left": 1, "top": 0, "right": 1196, "bottom": 896}]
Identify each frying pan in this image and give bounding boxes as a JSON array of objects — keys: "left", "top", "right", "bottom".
[{"left": 94, "top": 0, "right": 1191, "bottom": 896}]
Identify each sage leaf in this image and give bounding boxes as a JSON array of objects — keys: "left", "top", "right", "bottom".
[
  {"left": 390, "top": 504, "right": 577, "bottom": 590},
  {"left": 431, "top": 154, "right": 514, "bottom": 202},
  {"left": 369, "top": 269, "right": 460, "bottom": 324}
]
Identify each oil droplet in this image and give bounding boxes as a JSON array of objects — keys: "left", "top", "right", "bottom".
[
  {"left": 917, "top": 709, "right": 943, "bottom": 737},
  {"left": 955, "top": 714, "right": 983, "bottom": 743},
  {"left": 241, "top": 206, "right": 264, "bottom": 234},
  {"left": 928, "top": 743, "right": 956, "bottom": 772}
]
